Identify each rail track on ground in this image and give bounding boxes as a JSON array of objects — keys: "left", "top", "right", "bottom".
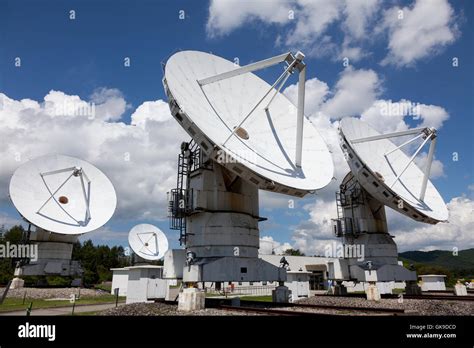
[
  {"left": 311, "top": 293, "right": 474, "bottom": 302},
  {"left": 423, "top": 289, "right": 474, "bottom": 294},
  {"left": 217, "top": 305, "right": 335, "bottom": 316},
  {"left": 402, "top": 294, "right": 474, "bottom": 301},
  {"left": 206, "top": 298, "right": 406, "bottom": 316}
]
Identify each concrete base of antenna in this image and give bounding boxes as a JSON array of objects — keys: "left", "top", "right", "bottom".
[
  {"left": 182, "top": 256, "right": 285, "bottom": 283},
  {"left": 18, "top": 228, "right": 83, "bottom": 277},
  {"left": 348, "top": 263, "right": 417, "bottom": 283},
  {"left": 179, "top": 163, "right": 286, "bottom": 283},
  {"left": 333, "top": 172, "right": 418, "bottom": 286},
  {"left": 272, "top": 285, "right": 291, "bottom": 303},
  {"left": 454, "top": 283, "right": 468, "bottom": 296},
  {"left": 366, "top": 283, "right": 381, "bottom": 301},
  {"left": 10, "top": 277, "right": 25, "bottom": 289},
  {"left": 177, "top": 287, "right": 205, "bottom": 312}
]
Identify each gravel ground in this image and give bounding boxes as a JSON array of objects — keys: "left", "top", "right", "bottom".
[
  {"left": 1, "top": 287, "right": 110, "bottom": 299},
  {"left": 99, "top": 297, "right": 473, "bottom": 316},
  {"left": 100, "top": 302, "right": 261, "bottom": 316},
  {"left": 9, "top": 288, "right": 468, "bottom": 316},
  {"left": 273, "top": 305, "right": 396, "bottom": 316},
  {"left": 294, "top": 296, "right": 474, "bottom": 316}
]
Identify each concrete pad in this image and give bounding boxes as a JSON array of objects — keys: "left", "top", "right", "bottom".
[
  {"left": 454, "top": 284, "right": 467, "bottom": 296},
  {"left": 272, "top": 285, "right": 291, "bottom": 303},
  {"left": 10, "top": 278, "right": 24, "bottom": 289},
  {"left": 177, "top": 288, "right": 205, "bottom": 311},
  {"left": 366, "top": 284, "right": 381, "bottom": 301}
]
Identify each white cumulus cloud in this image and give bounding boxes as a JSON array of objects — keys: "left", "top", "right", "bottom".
[
  {"left": 379, "top": 0, "right": 458, "bottom": 67},
  {"left": 0, "top": 90, "right": 187, "bottom": 225},
  {"left": 207, "top": 0, "right": 292, "bottom": 37},
  {"left": 283, "top": 77, "right": 329, "bottom": 115},
  {"left": 206, "top": 0, "right": 460, "bottom": 65},
  {"left": 389, "top": 196, "right": 474, "bottom": 251},
  {"left": 259, "top": 236, "right": 293, "bottom": 255},
  {"left": 321, "top": 67, "right": 382, "bottom": 119}
]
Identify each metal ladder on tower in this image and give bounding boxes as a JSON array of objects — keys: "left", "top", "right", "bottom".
[
  {"left": 334, "top": 191, "right": 346, "bottom": 237},
  {"left": 334, "top": 173, "right": 361, "bottom": 237},
  {"left": 169, "top": 139, "right": 199, "bottom": 245}
]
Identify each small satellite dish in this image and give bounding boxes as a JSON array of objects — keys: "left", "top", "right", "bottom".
[
  {"left": 128, "top": 224, "right": 169, "bottom": 260},
  {"left": 163, "top": 50, "right": 334, "bottom": 196},
  {"left": 9, "top": 154, "right": 117, "bottom": 234},
  {"left": 339, "top": 117, "right": 448, "bottom": 223}
]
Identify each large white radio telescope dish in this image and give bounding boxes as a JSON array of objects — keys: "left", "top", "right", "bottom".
[
  {"left": 164, "top": 50, "right": 334, "bottom": 196},
  {"left": 339, "top": 117, "right": 448, "bottom": 224},
  {"left": 128, "top": 224, "right": 169, "bottom": 261},
  {"left": 9, "top": 154, "right": 117, "bottom": 234}
]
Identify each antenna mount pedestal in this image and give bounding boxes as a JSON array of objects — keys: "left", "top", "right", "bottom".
[
  {"left": 333, "top": 173, "right": 417, "bottom": 285},
  {"left": 16, "top": 227, "right": 82, "bottom": 277},
  {"left": 169, "top": 145, "right": 286, "bottom": 284}
]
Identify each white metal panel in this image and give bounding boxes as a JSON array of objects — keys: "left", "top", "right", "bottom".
[
  {"left": 147, "top": 278, "right": 167, "bottom": 299},
  {"left": 163, "top": 249, "right": 185, "bottom": 279},
  {"left": 297, "top": 278, "right": 309, "bottom": 296},
  {"left": 111, "top": 269, "right": 129, "bottom": 296},
  {"left": 164, "top": 51, "right": 334, "bottom": 193},
  {"left": 420, "top": 275, "right": 446, "bottom": 291},
  {"left": 125, "top": 269, "right": 147, "bottom": 304}
]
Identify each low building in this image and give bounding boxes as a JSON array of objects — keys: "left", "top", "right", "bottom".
[
  {"left": 286, "top": 271, "right": 311, "bottom": 298},
  {"left": 260, "top": 254, "right": 405, "bottom": 295},
  {"left": 111, "top": 265, "right": 169, "bottom": 303},
  {"left": 112, "top": 253, "right": 409, "bottom": 302},
  {"left": 419, "top": 274, "right": 447, "bottom": 291},
  {"left": 110, "top": 267, "right": 129, "bottom": 296}
]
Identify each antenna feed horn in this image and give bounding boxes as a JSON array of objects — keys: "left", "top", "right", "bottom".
[{"left": 422, "top": 127, "right": 437, "bottom": 139}]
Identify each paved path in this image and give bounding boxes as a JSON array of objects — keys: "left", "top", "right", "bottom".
[{"left": 0, "top": 302, "right": 125, "bottom": 316}]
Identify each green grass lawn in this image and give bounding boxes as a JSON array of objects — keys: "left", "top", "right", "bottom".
[
  {"left": 392, "top": 288, "right": 405, "bottom": 294},
  {"left": 0, "top": 295, "right": 125, "bottom": 313},
  {"left": 205, "top": 293, "right": 225, "bottom": 297},
  {"left": 240, "top": 295, "right": 272, "bottom": 302},
  {"left": 94, "top": 284, "right": 112, "bottom": 292}
]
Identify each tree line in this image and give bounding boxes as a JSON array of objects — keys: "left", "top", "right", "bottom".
[{"left": 0, "top": 225, "right": 130, "bottom": 287}]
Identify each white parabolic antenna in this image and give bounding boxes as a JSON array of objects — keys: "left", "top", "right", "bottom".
[
  {"left": 164, "top": 50, "right": 334, "bottom": 196},
  {"left": 9, "top": 154, "right": 117, "bottom": 234},
  {"left": 128, "top": 224, "right": 169, "bottom": 260},
  {"left": 339, "top": 117, "right": 448, "bottom": 224}
]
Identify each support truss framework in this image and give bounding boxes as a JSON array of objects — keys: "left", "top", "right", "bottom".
[
  {"left": 350, "top": 127, "right": 437, "bottom": 201},
  {"left": 198, "top": 51, "right": 307, "bottom": 167},
  {"left": 37, "top": 166, "right": 92, "bottom": 225}
]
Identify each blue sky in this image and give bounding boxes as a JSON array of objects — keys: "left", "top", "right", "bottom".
[{"left": 0, "top": 0, "right": 473, "bottom": 253}]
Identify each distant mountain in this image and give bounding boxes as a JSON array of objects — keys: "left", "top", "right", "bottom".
[{"left": 399, "top": 248, "right": 474, "bottom": 271}]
